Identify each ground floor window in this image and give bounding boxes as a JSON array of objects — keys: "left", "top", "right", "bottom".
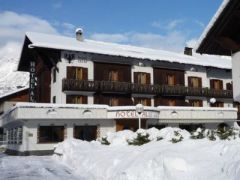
[
  {"left": 7, "top": 127, "right": 22, "bottom": 144},
  {"left": 74, "top": 126, "right": 97, "bottom": 141},
  {"left": 148, "top": 124, "right": 166, "bottom": 130},
  {"left": 134, "top": 97, "right": 151, "bottom": 106},
  {"left": 66, "top": 95, "right": 87, "bottom": 104},
  {"left": 210, "top": 101, "right": 224, "bottom": 107},
  {"left": 38, "top": 126, "right": 64, "bottom": 143},
  {"left": 189, "top": 99, "right": 203, "bottom": 107},
  {"left": 116, "top": 119, "right": 147, "bottom": 132},
  {"left": 179, "top": 124, "right": 204, "bottom": 132}
]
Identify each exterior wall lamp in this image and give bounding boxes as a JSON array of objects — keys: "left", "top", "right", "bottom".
[{"left": 136, "top": 104, "right": 144, "bottom": 129}]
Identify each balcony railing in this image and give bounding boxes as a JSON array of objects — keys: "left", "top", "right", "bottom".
[{"left": 62, "top": 79, "right": 233, "bottom": 98}]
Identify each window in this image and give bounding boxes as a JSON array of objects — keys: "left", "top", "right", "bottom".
[
  {"left": 189, "top": 99, "right": 203, "bottom": 107},
  {"left": 109, "top": 97, "right": 119, "bottom": 106},
  {"left": 74, "top": 126, "right": 97, "bottom": 141},
  {"left": 66, "top": 95, "right": 87, "bottom": 104},
  {"left": 226, "top": 82, "right": 233, "bottom": 90},
  {"left": 38, "top": 126, "right": 64, "bottom": 143},
  {"left": 168, "top": 99, "right": 176, "bottom": 106},
  {"left": 134, "top": 98, "right": 151, "bottom": 106},
  {"left": 210, "top": 79, "right": 223, "bottom": 90},
  {"left": 53, "top": 96, "right": 56, "bottom": 103},
  {"left": 211, "top": 101, "right": 224, "bottom": 107},
  {"left": 109, "top": 70, "right": 119, "bottom": 81},
  {"left": 53, "top": 68, "right": 57, "bottom": 83},
  {"left": 134, "top": 72, "right": 150, "bottom": 84},
  {"left": 7, "top": 127, "right": 22, "bottom": 144},
  {"left": 188, "top": 77, "right": 202, "bottom": 88},
  {"left": 166, "top": 74, "right": 175, "bottom": 86},
  {"left": 67, "top": 66, "right": 88, "bottom": 80}
]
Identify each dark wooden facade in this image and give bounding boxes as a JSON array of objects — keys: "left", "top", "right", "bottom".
[
  {"left": 94, "top": 94, "right": 132, "bottom": 106},
  {"left": 0, "top": 89, "right": 29, "bottom": 104},
  {"left": 154, "top": 68, "right": 185, "bottom": 85},
  {"left": 155, "top": 96, "right": 185, "bottom": 106},
  {"left": 35, "top": 55, "right": 51, "bottom": 103},
  {"left": 94, "top": 62, "right": 131, "bottom": 82}
]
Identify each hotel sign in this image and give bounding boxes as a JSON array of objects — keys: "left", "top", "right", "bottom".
[
  {"left": 29, "top": 61, "right": 37, "bottom": 102},
  {"left": 109, "top": 110, "right": 159, "bottom": 119}
]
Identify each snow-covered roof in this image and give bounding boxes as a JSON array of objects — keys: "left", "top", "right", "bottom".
[
  {"left": 0, "top": 86, "right": 28, "bottom": 100},
  {"left": 195, "top": 0, "right": 230, "bottom": 51},
  {"left": 25, "top": 32, "right": 231, "bottom": 69}
]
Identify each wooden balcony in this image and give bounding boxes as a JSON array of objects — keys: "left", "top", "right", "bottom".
[{"left": 62, "top": 79, "right": 233, "bottom": 98}]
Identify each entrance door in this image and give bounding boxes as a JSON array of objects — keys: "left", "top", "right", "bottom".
[
  {"left": 116, "top": 119, "right": 147, "bottom": 132},
  {"left": 74, "top": 126, "right": 97, "bottom": 141}
]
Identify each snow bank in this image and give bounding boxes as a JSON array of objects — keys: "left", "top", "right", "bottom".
[
  {"left": 54, "top": 127, "right": 240, "bottom": 180},
  {"left": 103, "top": 127, "right": 190, "bottom": 146}
]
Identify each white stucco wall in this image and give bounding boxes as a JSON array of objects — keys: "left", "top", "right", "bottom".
[
  {"left": 185, "top": 65, "right": 207, "bottom": 87},
  {"left": 207, "top": 67, "right": 232, "bottom": 89},
  {"left": 6, "top": 119, "right": 115, "bottom": 153},
  {"left": 51, "top": 51, "right": 94, "bottom": 104},
  {"left": 131, "top": 65, "right": 154, "bottom": 84},
  {"left": 232, "top": 51, "right": 240, "bottom": 102}
]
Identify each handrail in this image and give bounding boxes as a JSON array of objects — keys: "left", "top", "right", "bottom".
[{"left": 62, "top": 79, "right": 233, "bottom": 98}]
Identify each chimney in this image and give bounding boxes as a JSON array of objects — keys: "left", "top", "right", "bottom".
[
  {"left": 75, "top": 28, "right": 84, "bottom": 41},
  {"left": 184, "top": 47, "right": 193, "bottom": 56}
]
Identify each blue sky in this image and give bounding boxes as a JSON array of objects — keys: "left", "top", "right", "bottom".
[{"left": 0, "top": 0, "right": 223, "bottom": 56}]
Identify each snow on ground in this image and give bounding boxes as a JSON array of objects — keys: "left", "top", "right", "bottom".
[
  {"left": 53, "top": 128, "right": 240, "bottom": 180},
  {"left": 0, "top": 153, "right": 83, "bottom": 180},
  {"left": 1, "top": 127, "right": 240, "bottom": 180}
]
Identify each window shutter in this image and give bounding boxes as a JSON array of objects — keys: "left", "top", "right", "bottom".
[
  {"left": 82, "top": 96, "right": 88, "bottom": 104},
  {"left": 146, "top": 73, "right": 150, "bottom": 84},
  {"left": 134, "top": 72, "right": 138, "bottom": 83},
  {"left": 220, "top": 80, "right": 223, "bottom": 90},
  {"left": 82, "top": 68, "right": 88, "bottom": 80},
  {"left": 188, "top": 77, "right": 192, "bottom": 87},
  {"left": 66, "top": 95, "right": 73, "bottom": 104},
  {"left": 67, "top": 66, "right": 75, "bottom": 79},
  {"left": 210, "top": 79, "right": 214, "bottom": 89},
  {"left": 198, "top": 78, "right": 202, "bottom": 88},
  {"left": 226, "top": 83, "right": 232, "bottom": 90}
]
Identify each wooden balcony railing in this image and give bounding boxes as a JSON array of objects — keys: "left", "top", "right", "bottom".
[{"left": 62, "top": 79, "right": 233, "bottom": 98}]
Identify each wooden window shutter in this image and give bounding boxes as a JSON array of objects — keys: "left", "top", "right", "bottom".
[
  {"left": 134, "top": 72, "right": 138, "bottom": 83},
  {"left": 82, "top": 68, "right": 88, "bottom": 80},
  {"left": 220, "top": 80, "right": 223, "bottom": 90},
  {"left": 82, "top": 96, "right": 88, "bottom": 104},
  {"left": 210, "top": 79, "right": 214, "bottom": 89},
  {"left": 67, "top": 66, "right": 75, "bottom": 79},
  {"left": 94, "top": 95, "right": 100, "bottom": 104},
  {"left": 188, "top": 77, "right": 192, "bottom": 87},
  {"left": 226, "top": 83, "right": 232, "bottom": 90},
  {"left": 146, "top": 73, "right": 150, "bottom": 84},
  {"left": 66, "top": 95, "right": 73, "bottom": 104},
  {"left": 198, "top": 78, "right": 202, "bottom": 88}
]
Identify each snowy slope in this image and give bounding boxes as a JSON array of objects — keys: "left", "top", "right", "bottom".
[{"left": 0, "top": 42, "right": 29, "bottom": 98}]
